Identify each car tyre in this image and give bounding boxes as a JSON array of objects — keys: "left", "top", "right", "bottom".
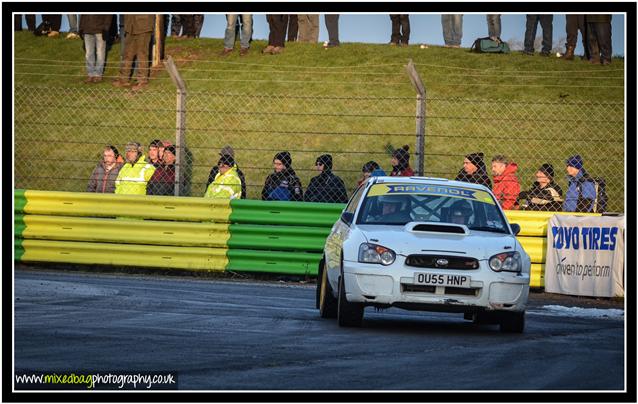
[
  {"left": 337, "top": 275, "right": 364, "bottom": 327},
  {"left": 318, "top": 260, "right": 337, "bottom": 318},
  {"left": 499, "top": 311, "right": 525, "bottom": 333}
]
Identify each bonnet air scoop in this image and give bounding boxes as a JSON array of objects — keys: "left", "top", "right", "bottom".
[{"left": 406, "top": 222, "right": 469, "bottom": 235}]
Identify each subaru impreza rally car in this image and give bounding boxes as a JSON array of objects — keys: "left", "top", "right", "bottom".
[{"left": 316, "top": 176, "right": 530, "bottom": 333}]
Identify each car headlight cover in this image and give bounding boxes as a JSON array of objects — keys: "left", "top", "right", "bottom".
[
  {"left": 489, "top": 251, "right": 522, "bottom": 272},
  {"left": 358, "top": 243, "right": 396, "bottom": 266}
]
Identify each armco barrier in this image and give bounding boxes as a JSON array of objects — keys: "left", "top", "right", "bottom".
[{"left": 14, "top": 189, "right": 598, "bottom": 286}]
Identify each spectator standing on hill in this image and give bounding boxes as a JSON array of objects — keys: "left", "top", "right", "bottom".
[
  {"left": 146, "top": 139, "right": 164, "bottom": 168},
  {"left": 518, "top": 163, "right": 563, "bottom": 211},
  {"left": 66, "top": 14, "right": 80, "bottom": 39},
  {"left": 324, "top": 14, "right": 340, "bottom": 48},
  {"left": 390, "top": 14, "right": 410, "bottom": 46},
  {"left": 297, "top": 14, "right": 320, "bottom": 43},
  {"left": 563, "top": 155, "right": 597, "bottom": 212},
  {"left": 39, "top": 15, "right": 62, "bottom": 37},
  {"left": 193, "top": 14, "right": 204, "bottom": 38},
  {"left": 204, "top": 155, "right": 242, "bottom": 199},
  {"left": 264, "top": 14, "right": 287, "bottom": 54},
  {"left": 455, "top": 152, "right": 491, "bottom": 188},
  {"left": 486, "top": 14, "right": 501, "bottom": 40},
  {"left": 147, "top": 145, "right": 177, "bottom": 196},
  {"left": 357, "top": 161, "right": 382, "bottom": 188},
  {"left": 112, "top": 14, "right": 155, "bottom": 91},
  {"left": 87, "top": 145, "right": 123, "bottom": 193},
  {"left": 304, "top": 154, "right": 349, "bottom": 203},
  {"left": 523, "top": 14, "right": 553, "bottom": 56},
  {"left": 221, "top": 14, "right": 252, "bottom": 56},
  {"left": 170, "top": 14, "right": 182, "bottom": 37},
  {"left": 79, "top": 14, "right": 113, "bottom": 83},
  {"left": 491, "top": 155, "right": 521, "bottom": 210},
  {"left": 390, "top": 145, "right": 415, "bottom": 177},
  {"left": 441, "top": 14, "right": 463, "bottom": 47},
  {"left": 286, "top": 15, "right": 298, "bottom": 41},
  {"left": 262, "top": 151, "right": 303, "bottom": 201},
  {"left": 206, "top": 146, "right": 247, "bottom": 199},
  {"left": 561, "top": 14, "right": 589, "bottom": 61},
  {"left": 586, "top": 14, "right": 612, "bottom": 65},
  {"left": 115, "top": 142, "right": 156, "bottom": 195}
]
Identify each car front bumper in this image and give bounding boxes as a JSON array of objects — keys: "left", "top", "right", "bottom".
[{"left": 342, "top": 259, "right": 529, "bottom": 313}]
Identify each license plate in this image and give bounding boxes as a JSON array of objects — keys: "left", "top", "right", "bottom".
[{"left": 414, "top": 273, "right": 471, "bottom": 288}]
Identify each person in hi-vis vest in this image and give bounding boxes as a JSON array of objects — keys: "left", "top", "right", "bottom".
[{"left": 115, "top": 141, "right": 156, "bottom": 195}]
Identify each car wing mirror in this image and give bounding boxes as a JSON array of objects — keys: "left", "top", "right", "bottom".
[
  {"left": 341, "top": 212, "right": 354, "bottom": 225},
  {"left": 510, "top": 223, "right": 521, "bottom": 235}
]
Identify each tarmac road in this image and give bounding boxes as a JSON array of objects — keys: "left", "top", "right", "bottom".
[{"left": 12, "top": 266, "right": 626, "bottom": 391}]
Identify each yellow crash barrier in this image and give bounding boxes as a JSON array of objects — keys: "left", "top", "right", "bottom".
[
  {"left": 20, "top": 190, "right": 232, "bottom": 222},
  {"left": 19, "top": 215, "right": 231, "bottom": 247},
  {"left": 18, "top": 239, "right": 228, "bottom": 272},
  {"left": 530, "top": 263, "right": 545, "bottom": 288},
  {"left": 517, "top": 236, "right": 547, "bottom": 264},
  {"left": 505, "top": 210, "right": 600, "bottom": 237}
]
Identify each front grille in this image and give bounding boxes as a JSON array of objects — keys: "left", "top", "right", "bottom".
[
  {"left": 445, "top": 287, "right": 479, "bottom": 296},
  {"left": 405, "top": 255, "right": 479, "bottom": 270},
  {"left": 402, "top": 284, "right": 436, "bottom": 293}
]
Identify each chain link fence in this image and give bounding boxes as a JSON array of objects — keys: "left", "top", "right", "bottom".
[{"left": 13, "top": 66, "right": 625, "bottom": 213}]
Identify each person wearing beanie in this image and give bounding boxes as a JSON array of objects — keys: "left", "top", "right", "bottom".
[
  {"left": 87, "top": 145, "right": 124, "bottom": 193},
  {"left": 146, "top": 139, "right": 164, "bottom": 167},
  {"left": 304, "top": 154, "right": 349, "bottom": 203},
  {"left": 204, "top": 154, "right": 242, "bottom": 199},
  {"left": 147, "top": 145, "right": 177, "bottom": 196},
  {"left": 261, "top": 151, "right": 303, "bottom": 201},
  {"left": 357, "top": 161, "right": 385, "bottom": 188},
  {"left": 390, "top": 145, "right": 415, "bottom": 177},
  {"left": 206, "top": 145, "right": 247, "bottom": 198},
  {"left": 455, "top": 152, "right": 491, "bottom": 188},
  {"left": 518, "top": 163, "right": 563, "bottom": 211},
  {"left": 491, "top": 155, "right": 521, "bottom": 210},
  {"left": 115, "top": 141, "right": 156, "bottom": 195},
  {"left": 563, "top": 154, "right": 597, "bottom": 212}
]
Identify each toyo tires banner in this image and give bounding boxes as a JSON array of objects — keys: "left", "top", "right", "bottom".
[{"left": 545, "top": 215, "right": 625, "bottom": 297}]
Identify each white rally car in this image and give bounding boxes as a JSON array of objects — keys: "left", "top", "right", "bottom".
[{"left": 316, "top": 176, "right": 530, "bottom": 333}]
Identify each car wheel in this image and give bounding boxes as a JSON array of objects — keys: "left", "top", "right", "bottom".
[
  {"left": 318, "top": 261, "right": 337, "bottom": 319},
  {"left": 337, "top": 274, "right": 364, "bottom": 327},
  {"left": 499, "top": 311, "right": 525, "bottom": 333}
]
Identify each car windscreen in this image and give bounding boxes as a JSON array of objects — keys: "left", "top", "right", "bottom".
[{"left": 357, "top": 183, "right": 509, "bottom": 233}]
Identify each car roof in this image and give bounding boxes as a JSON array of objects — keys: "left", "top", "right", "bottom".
[{"left": 369, "top": 176, "right": 491, "bottom": 192}]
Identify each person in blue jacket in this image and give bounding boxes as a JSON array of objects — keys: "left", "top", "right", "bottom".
[{"left": 563, "top": 155, "right": 596, "bottom": 212}]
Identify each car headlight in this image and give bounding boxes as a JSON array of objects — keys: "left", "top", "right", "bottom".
[
  {"left": 489, "top": 251, "right": 522, "bottom": 273},
  {"left": 358, "top": 243, "right": 396, "bottom": 266}
]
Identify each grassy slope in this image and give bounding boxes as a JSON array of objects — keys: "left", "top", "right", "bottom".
[{"left": 13, "top": 32, "right": 625, "bottom": 211}]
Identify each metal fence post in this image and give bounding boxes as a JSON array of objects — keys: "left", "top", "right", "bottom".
[
  {"left": 163, "top": 56, "right": 187, "bottom": 196},
  {"left": 405, "top": 59, "right": 426, "bottom": 176}
]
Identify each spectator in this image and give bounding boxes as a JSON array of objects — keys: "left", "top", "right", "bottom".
[
  {"left": 147, "top": 145, "right": 177, "bottom": 196},
  {"left": 204, "top": 155, "right": 242, "bottom": 199},
  {"left": 178, "top": 14, "right": 195, "bottom": 38},
  {"left": 286, "top": 15, "right": 298, "bottom": 41},
  {"left": 206, "top": 145, "right": 247, "bottom": 199},
  {"left": 264, "top": 14, "right": 287, "bottom": 54},
  {"left": 563, "top": 155, "right": 597, "bottom": 212},
  {"left": 170, "top": 14, "right": 182, "bottom": 37},
  {"left": 441, "top": 14, "right": 463, "bottom": 47},
  {"left": 324, "top": 14, "right": 340, "bottom": 48},
  {"left": 193, "top": 14, "right": 204, "bottom": 38},
  {"left": 586, "top": 15, "right": 612, "bottom": 65},
  {"left": 491, "top": 155, "right": 521, "bottom": 210},
  {"left": 486, "top": 14, "right": 501, "bottom": 40},
  {"left": 15, "top": 14, "right": 23, "bottom": 31},
  {"left": 115, "top": 142, "right": 156, "bottom": 195},
  {"left": 523, "top": 14, "right": 553, "bottom": 56},
  {"left": 390, "top": 145, "right": 415, "bottom": 177},
  {"left": 25, "top": 15, "right": 37, "bottom": 32},
  {"left": 297, "top": 14, "right": 320, "bottom": 43},
  {"left": 304, "top": 154, "right": 349, "bottom": 203},
  {"left": 222, "top": 14, "right": 253, "bottom": 56},
  {"left": 390, "top": 14, "right": 410, "bottom": 46},
  {"left": 79, "top": 14, "right": 113, "bottom": 83},
  {"left": 66, "top": 14, "right": 80, "bottom": 39},
  {"left": 87, "top": 145, "right": 123, "bottom": 193},
  {"left": 455, "top": 152, "right": 491, "bottom": 188},
  {"left": 518, "top": 163, "right": 563, "bottom": 211},
  {"left": 357, "top": 161, "right": 381, "bottom": 188},
  {"left": 261, "top": 151, "right": 303, "bottom": 201},
  {"left": 38, "top": 15, "right": 62, "bottom": 37},
  {"left": 112, "top": 14, "right": 155, "bottom": 91},
  {"left": 146, "top": 139, "right": 164, "bottom": 167},
  {"left": 561, "top": 14, "right": 589, "bottom": 61}
]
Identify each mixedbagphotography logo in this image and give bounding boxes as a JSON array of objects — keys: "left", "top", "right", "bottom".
[{"left": 14, "top": 370, "right": 178, "bottom": 390}]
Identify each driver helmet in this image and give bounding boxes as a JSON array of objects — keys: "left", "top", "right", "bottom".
[{"left": 449, "top": 199, "right": 473, "bottom": 223}]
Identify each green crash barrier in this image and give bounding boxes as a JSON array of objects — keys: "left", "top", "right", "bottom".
[
  {"left": 228, "top": 224, "right": 330, "bottom": 252},
  {"left": 17, "top": 239, "right": 228, "bottom": 272},
  {"left": 227, "top": 249, "right": 322, "bottom": 276},
  {"left": 230, "top": 199, "right": 344, "bottom": 227}
]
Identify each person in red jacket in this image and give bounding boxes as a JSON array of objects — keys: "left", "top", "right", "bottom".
[
  {"left": 491, "top": 155, "right": 520, "bottom": 210},
  {"left": 390, "top": 145, "right": 415, "bottom": 177}
]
